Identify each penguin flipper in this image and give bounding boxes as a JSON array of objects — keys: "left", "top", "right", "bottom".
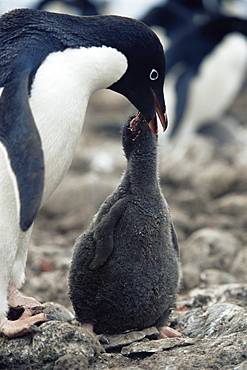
[
  {"left": 0, "top": 71, "right": 44, "bottom": 231},
  {"left": 89, "top": 196, "right": 131, "bottom": 270}
]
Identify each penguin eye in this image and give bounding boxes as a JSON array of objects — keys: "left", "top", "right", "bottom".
[{"left": 149, "top": 69, "right": 159, "bottom": 81}]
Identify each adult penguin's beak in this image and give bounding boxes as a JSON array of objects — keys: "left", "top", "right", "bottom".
[{"left": 148, "top": 89, "right": 168, "bottom": 135}]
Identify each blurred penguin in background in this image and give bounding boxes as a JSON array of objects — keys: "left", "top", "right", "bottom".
[
  {"left": 141, "top": 0, "right": 247, "bottom": 154},
  {"left": 35, "top": 0, "right": 100, "bottom": 15},
  {"left": 141, "top": 0, "right": 209, "bottom": 47},
  {"left": 0, "top": 0, "right": 101, "bottom": 15}
]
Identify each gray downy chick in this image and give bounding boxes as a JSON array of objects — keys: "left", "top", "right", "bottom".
[{"left": 69, "top": 114, "right": 181, "bottom": 337}]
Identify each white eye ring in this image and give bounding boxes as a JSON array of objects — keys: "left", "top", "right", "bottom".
[{"left": 149, "top": 69, "right": 159, "bottom": 81}]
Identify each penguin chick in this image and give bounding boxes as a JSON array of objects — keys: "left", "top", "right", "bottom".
[
  {"left": 69, "top": 114, "right": 181, "bottom": 338},
  {"left": 0, "top": 8, "right": 168, "bottom": 337}
]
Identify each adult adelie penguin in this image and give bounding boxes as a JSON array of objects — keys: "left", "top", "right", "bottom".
[
  {"left": 69, "top": 114, "right": 181, "bottom": 338},
  {"left": 162, "top": 13, "right": 247, "bottom": 148},
  {"left": 0, "top": 8, "right": 167, "bottom": 337}
]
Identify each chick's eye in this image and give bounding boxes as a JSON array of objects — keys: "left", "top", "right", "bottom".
[{"left": 149, "top": 68, "right": 159, "bottom": 81}]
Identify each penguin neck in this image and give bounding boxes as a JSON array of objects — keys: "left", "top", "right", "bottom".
[{"left": 126, "top": 150, "right": 159, "bottom": 193}]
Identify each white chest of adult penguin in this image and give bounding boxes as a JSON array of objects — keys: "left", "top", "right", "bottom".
[{"left": 0, "top": 8, "right": 168, "bottom": 338}]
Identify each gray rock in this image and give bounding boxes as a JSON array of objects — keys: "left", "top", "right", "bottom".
[
  {"left": 182, "top": 228, "right": 240, "bottom": 269},
  {"left": 188, "top": 284, "right": 247, "bottom": 307},
  {"left": 54, "top": 353, "right": 89, "bottom": 369},
  {"left": 178, "top": 303, "right": 247, "bottom": 338},
  {"left": 180, "top": 264, "right": 200, "bottom": 290},
  {"left": 140, "top": 330, "right": 247, "bottom": 370},
  {"left": 235, "top": 360, "right": 247, "bottom": 370},
  {"left": 43, "top": 302, "right": 75, "bottom": 321},
  {"left": 192, "top": 161, "right": 237, "bottom": 199},
  {"left": 103, "top": 327, "right": 159, "bottom": 351},
  {"left": 200, "top": 269, "right": 237, "bottom": 285},
  {"left": 178, "top": 226, "right": 247, "bottom": 290},
  {"left": 0, "top": 321, "right": 101, "bottom": 369},
  {"left": 209, "top": 194, "right": 247, "bottom": 218},
  {"left": 121, "top": 337, "right": 195, "bottom": 356},
  {"left": 231, "top": 247, "right": 247, "bottom": 280}
]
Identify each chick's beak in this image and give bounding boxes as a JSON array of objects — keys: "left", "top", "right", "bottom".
[{"left": 148, "top": 89, "right": 168, "bottom": 135}]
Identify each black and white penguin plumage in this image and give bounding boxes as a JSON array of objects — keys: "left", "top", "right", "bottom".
[
  {"left": 0, "top": 8, "right": 168, "bottom": 337},
  {"left": 69, "top": 114, "right": 181, "bottom": 338},
  {"left": 160, "top": 13, "right": 247, "bottom": 149}
]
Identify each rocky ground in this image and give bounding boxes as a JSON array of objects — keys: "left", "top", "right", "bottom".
[{"left": 1, "top": 86, "right": 247, "bottom": 369}]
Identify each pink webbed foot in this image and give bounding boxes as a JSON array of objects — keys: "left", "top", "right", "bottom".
[
  {"left": 80, "top": 322, "right": 94, "bottom": 333},
  {"left": 0, "top": 313, "right": 50, "bottom": 338},
  {"left": 8, "top": 287, "right": 44, "bottom": 310},
  {"left": 17, "top": 305, "right": 45, "bottom": 320},
  {"left": 1, "top": 287, "right": 58, "bottom": 338},
  {"left": 79, "top": 322, "right": 102, "bottom": 339},
  {"left": 157, "top": 326, "right": 182, "bottom": 339}
]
